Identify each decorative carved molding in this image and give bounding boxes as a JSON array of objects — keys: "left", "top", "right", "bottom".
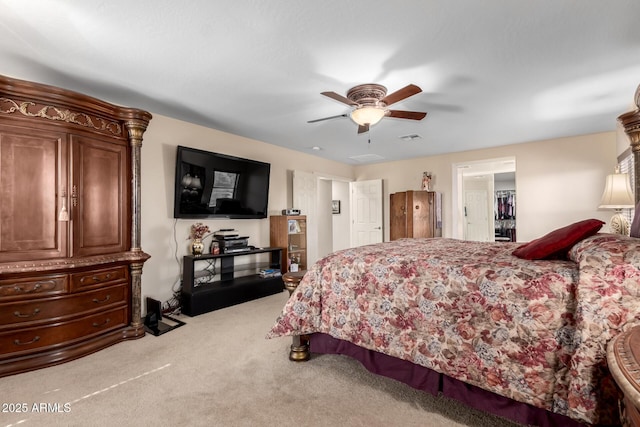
[
  {"left": 0, "top": 251, "right": 151, "bottom": 274},
  {"left": 609, "top": 327, "right": 640, "bottom": 412},
  {"left": 0, "top": 96, "right": 122, "bottom": 136}
]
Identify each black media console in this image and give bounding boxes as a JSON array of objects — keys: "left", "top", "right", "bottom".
[{"left": 181, "top": 247, "right": 284, "bottom": 316}]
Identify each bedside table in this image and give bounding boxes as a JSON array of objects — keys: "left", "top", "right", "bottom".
[{"left": 608, "top": 326, "right": 640, "bottom": 427}]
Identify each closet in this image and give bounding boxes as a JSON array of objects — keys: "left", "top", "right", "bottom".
[
  {"left": 495, "top": 190, "right": 516, "bottom": 242},
  {"left": 390, "top": 190, "right": 442, "bottom": 240},
  {"left": 0, "top": 75, "right": 151, "bottom": 377}
]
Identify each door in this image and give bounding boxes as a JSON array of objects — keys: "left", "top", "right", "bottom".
[
  {"left": 0, "top": 125, "right": 68, "bottom": 262},
  {"left": 72, "top": 135, "right": 129, "bottom": 256},
  {"left": 350, "top": 179, "right": 383, "bottom": 246},
  {"left": 464, "top": 189, "right": 490, "bottom": 242}
]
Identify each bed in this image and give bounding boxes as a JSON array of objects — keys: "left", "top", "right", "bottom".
[{"left": 268, "top": 97, "right": 640, "bottom": 427}]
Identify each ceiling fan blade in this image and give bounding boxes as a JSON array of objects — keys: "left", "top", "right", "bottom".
[
  {"left": 307, "top": 113, "right": 349, "bottom": 123},
  {"left": 381, "top": 84, "right": 422, "bottom": 106},
  {"left": 357, "top": 123, "right": 369, "bottom": 134},
  {"left": 387, "top": 110, "right": 427, "bottom": 120},
  {"left": 321, "top": 91, "right": 359, "bottom": 106}
]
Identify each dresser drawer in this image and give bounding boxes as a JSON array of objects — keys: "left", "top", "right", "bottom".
[
  {"left": 0, "top": 284, "right": 127, "bottom": 328},
  {"left": 71, "top": 266, "right": 128, "bottom": 291},
  {"left": 0, "top": 275, "right": 67, "bottom": 300},
  {"left": 0, "top": 306, "right": 128, "bottom": 357}
]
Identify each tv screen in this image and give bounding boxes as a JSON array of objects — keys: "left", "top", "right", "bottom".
[{"left": 174, "top": 146, "right": 270, "bottom": 219}]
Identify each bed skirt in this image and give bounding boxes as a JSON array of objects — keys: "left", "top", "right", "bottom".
[{"left": 310, "top": 333, "right": 588, "bottom": 427}]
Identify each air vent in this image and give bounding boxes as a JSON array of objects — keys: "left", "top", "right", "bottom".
[
  {"left": 399, "top": 134, "right": 422, "bottom": 141},
  {"left": 348, "top": 153, "right": 385, "bottom": 163}
]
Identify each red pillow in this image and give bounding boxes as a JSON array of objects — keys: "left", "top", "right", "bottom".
[{"left": 512, "top": 219, "right": 604, "bottom": 260}]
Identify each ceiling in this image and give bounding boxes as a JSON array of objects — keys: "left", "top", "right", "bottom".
[{"left": 2, "top": 1, "right": 639, "bottom": 165}]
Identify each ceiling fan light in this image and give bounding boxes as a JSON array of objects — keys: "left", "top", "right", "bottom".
[{"left": 351, "top": 106, "right": 386, "bottom": 126}]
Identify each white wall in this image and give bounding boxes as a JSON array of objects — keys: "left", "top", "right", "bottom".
[
  {"left": 317, "top": 179, "right": 333, "bottom": 259},
  {"left": 354, "top": 132, "right": 618, "bottom": 242},
  {"left": 140, "top": 114, "right": 354, "bottom": 305},
  {"left": 332, "top": 180, "right": 351, "bottom": 251}
]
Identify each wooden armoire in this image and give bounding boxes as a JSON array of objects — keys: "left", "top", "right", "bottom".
[
  {"left": 0, "top": 75, "right": 152, "bottom": 377},
  {"left": 390, "top": 190, "right": 442, "bottom": 240}
]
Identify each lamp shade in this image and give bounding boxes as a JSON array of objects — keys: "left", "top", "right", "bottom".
[
  {"left": 351, "top": 106, "right": 386, "bottom": 126},
  {"left": 190, "top": 175, "right": 202, "bottom": 190},
  {"left": 599, "top": 173, "right": 635, "bottom": 209}
]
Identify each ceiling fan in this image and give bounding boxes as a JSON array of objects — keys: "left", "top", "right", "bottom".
[{"left": 308, "top": 83, "right": 427, "bottom": 134}]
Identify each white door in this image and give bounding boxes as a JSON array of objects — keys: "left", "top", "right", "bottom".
[
  {"left": 464, "top": 189, "right": 491, "bottom": 241},
  {"left": 350, "top": 179, "right": 383, "bottom": 246},
  {"left": 293, "top": 170, "right": 318, "bottom": 266}
]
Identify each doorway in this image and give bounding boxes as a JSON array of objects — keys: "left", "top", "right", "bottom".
[{"left": 453, "top": 157, "right": 516, "bottom": 241}]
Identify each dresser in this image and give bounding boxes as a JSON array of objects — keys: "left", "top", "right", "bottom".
[
  {"left": 607, "top": 326, "right": 640, "bottom": 427},
  {"left": 389, "top": 190, "right": 442, "bottom": 240},
  {"left": 0, "top": 74, "right": 151, "bottom": 377}
]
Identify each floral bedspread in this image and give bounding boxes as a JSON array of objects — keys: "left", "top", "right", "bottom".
[{"left": 268, "top": 235, "right": 640, "bottom": 425}]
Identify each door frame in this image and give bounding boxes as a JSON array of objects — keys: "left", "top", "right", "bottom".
[{"left": 452, "top": 157, "right": 516, "bottom": 240}]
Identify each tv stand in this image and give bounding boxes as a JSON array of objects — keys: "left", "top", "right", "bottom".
[{"left": 181, "top": 247, "right": 284, "bottom": 316}]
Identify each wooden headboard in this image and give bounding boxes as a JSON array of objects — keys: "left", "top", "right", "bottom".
[{"left": 617, "top": 84, "right": 640, "bottom": 205}]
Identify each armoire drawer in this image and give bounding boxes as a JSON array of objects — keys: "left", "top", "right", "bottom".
[
  {"left": 71, "top": 266, "right": 128, "bottom": 291},
  {"left": 0, "top": 306, "right": 128, "bottom": 357},
  {"left": 0, "top": 275, "right": 67, "bottom": 300},
  {"left": 0, "top": 284, "right": 127, "bottom": 328}
]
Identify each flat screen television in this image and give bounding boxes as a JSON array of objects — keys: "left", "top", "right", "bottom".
[{"left": 173, "top": 145, "right": 270, "bottom": 219}]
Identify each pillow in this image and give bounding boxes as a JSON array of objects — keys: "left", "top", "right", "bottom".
[
  {"left": 512, "top": 219, "right": 605, "bottom": 260},
  {"left": 631, "top": 201, "right": 640, "bottom": 238}
]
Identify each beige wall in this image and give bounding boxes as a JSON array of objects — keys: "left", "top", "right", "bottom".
[
  {"left": 140, "top": 114, "right": 354, "bottom": 303},
  {"left": 353, "top": 132, "right": 618, "bottom": 242}
]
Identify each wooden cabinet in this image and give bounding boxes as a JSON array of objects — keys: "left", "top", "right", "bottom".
[
  {"left": 608, "top": 326, "right": 640, "bottom": 427},
  {"left": 0, "top": 74, "right": 151, "bottom": 377},
  {"left": 390, "top": 191, "right": 442, "bottom": 240},
  {"left": 270, "top": 215, "right": 307, "bottom": 273}
]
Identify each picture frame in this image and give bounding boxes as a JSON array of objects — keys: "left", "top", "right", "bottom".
[{"left": 332, "top": 200, "right": 341, "bottom": 214}]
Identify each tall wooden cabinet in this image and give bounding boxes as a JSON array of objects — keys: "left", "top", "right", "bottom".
[
  {"left": 270, "top": 215, "right": 307, "bottom": 273},
  {"left": 390, "top": 191, "right": 442, "bottom": 240},
  {"left": 0, "top": 74, "right": 152, "bottom": 377}
]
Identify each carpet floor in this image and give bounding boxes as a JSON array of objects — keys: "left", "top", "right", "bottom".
[{"left": 1, "top": 292, "right": 523, "bottom": 427}]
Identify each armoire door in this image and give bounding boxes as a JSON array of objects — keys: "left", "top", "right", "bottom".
[
  {"left": 71, "top": 135, "right": 129, "bottom": 257},
  {"left": 0, "top": 125, "right": 68, "bottom": 262},
  {"left": 389, "top": 191, "right": 407, "bottom": 241},
  {"left": 408, "top": 191, "right": 435, "bottom": 238}
]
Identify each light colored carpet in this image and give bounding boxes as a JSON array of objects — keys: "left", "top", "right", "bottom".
[{"left": 1, "top": 292, "right": 523, "bottom": 427}]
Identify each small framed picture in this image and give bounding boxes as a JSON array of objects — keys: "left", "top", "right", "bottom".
[{"left": 332, "top": 200, "right": 341, "bottom": 214}]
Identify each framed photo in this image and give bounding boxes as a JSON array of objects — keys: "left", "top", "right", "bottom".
[{"left": 332, "top": 200, "right": 341, "bottom": 214}]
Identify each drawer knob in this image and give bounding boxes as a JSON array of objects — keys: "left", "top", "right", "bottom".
[
  {"left": 13, "top": 308, "right": 41, "bottom": 318},
  {"left": 14, "top": 336, "right": 40, "bottom": 346},
  {"left": 92, "top": 318, "right": 111, "bottom": 328},
  {"left": 92, "top": 295, "right": 111, "bottom": 304}
]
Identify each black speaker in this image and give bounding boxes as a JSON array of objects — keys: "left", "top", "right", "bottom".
[{"left": 144, "top": 297, "right": 185, "bottom": 336}]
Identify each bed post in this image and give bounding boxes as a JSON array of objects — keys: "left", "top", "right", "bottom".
[
  {"left": 283, "top": 271, "right": 310, "bottom": 361},
  {"left": 617, "top": 84, "right": 640, "bottom": 205}
]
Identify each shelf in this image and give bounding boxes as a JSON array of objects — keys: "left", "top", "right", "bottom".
[
  {"left": 181, "top": 247, "right": 284, "bottom": 316},
  {"left": 270, "top": 215, "right": 307, "bottom": 274}
]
